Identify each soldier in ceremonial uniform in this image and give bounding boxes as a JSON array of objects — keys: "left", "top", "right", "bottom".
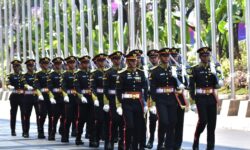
[
  {"left": 22, "top": 58, "right": 40, "bottom": 138},
  {"left": 190, "top": 47, "right": 223, "bottom": 150},
  {"left": 116, "top": 51, "right": 148, "bottom": 150},
  {"left": 170, "top": 48, "right": 189, "bottom": 150},
  {"left": 146, "top": 49, "right": 159, "bottom": 149},
  {"left": 47, "top": 57, "right": 64, "bottom": 141},
  {"left": 90, "top": 53, "right": 108, "bottom": 147},
  {"left": 129, "top": 49, "right": 148, "bottom": 149},
  {"left": 35, "top": 57, "right": 54, "bottom": 139},
  {"left": 75, "top": 55, "right": 95, "bottom": 146},
  {"left": 103, "top": 51, "right": 124, "bottom": 150},
  {"left": 149, "top": 48, "right": 180, "bottom": 150},
  {"left": 6, "top": 59, "right": 26, "bottom": 136},
  {"left": 61, "top": 56, "right": 86, "bottom": 143}
]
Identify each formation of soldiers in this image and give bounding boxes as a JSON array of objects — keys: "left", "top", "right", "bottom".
[{"left": 6, "top": 47, "right": 223, "bottom": 150}]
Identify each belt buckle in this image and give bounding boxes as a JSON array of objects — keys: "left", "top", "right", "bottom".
[{"left": 205, "top": 89, "right": 210, "bottom": 94}]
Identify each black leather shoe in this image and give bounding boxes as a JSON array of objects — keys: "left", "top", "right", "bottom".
[
  {"left": 61, "top": 137, "right": 69, "bottom": 143},
  {"left": 75, "top": 140, "right": 84, "bottom": 145},
  {"left": 11, "top": 131, "right": 16, "bottom": 136},
  {"left": 48, "top": 136, "right": 55, "bottom": 141},
  {"left": 38, "top": 133, "right": 45, "bottom": 139},
  {"left": 157, "top": 145, "right": 166, "bottom": 150},
  {"left": 23, "top": 133, "right": 29, "bottom": 138},
  {"left": 146, "top": 140, "right": 154, "bottom": 149},
  {"left": 89, "top": 141, "right": 99, "bottom": 147}
]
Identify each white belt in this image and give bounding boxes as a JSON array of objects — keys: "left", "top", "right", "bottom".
[
  {"left": 67, "top": 90, "right": 77, "bottom": 94},
  {"left": 108, "top": 90, "right": 116, "bottom": 95},
  {"left": 12, "top": 90, "right": 24, "bottom": 94},
  {"left": 24, "top": 90, "right": 36, "bottom": 95},
  {"left": 156, "top": 87, "right": 175, "bottom": 93},
  {"left": 52, "top": 88, "right": 62, "bottom": 93},
  {"left": 122, "top": 93, "right": 140, "bottom": 99},
  {"left": 196, "top": 88, "right": 214, "bottom": 94},
  {"left": 97, "top": 88, "right": 104, "bottom": 94},
  {"left": 81, "top": 89, "right": 91, "bottom": 94},
  {"left": 41, "top": 88, "right": 49, "bottom": 93}
]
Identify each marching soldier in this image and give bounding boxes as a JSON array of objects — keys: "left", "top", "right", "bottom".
[
  {"left": 190, "top": 47, "right": 223, "bottom": 150},
  {"left": 129, "top": 49, "right": 148, "bottom": 148},
  {"left": 47, "top": 57, "right": 64, "bottom": 141},
  {"left": 35, "top": 57, "right": 54, "bottom": 139},
  {"left": 61, "top": 56, "right": 85, "bottom": 143},
  {"left": 116, "top": 51, "right": 148, "bottom": 150},
  {"left": 103, "top": 51, "right": 124, "bottom": 150},
  {"left": 149, "top": 48, "right": 179, "bottom": 150},
  {"left": 75, "top": 55, "right": 95, "bottom": 146},
  {"left": 6, "top": 59, "right": 26, "bottom": 136},
  {"left": 146, "top": 49, "right": 159, "bottom": 149},
  {"left": 91, "top": 53, "right": 108, "bottom": 147},
  {"left": 22, "top": 58, "right": 40, "bottom": 138},
  {"left": 170, "top": 48, "right": 189, "bottom": 150}
]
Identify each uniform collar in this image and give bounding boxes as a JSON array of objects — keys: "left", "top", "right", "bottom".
[
  {"left": 127, "top": 68, "right": 137, "bottom": 72},
  {"left": 159, "top": 63, "right": 169, "bottom": 69},
  {"left": 80, "top": 68, "right": 89, "bottom": 72},
  {"left": 97, "top": 68, "right": 105, "bottom": 72},
  {"left": 112, "top": 66, "right": 120, "bottom": 70},
  {"left": 199, "top": 62, "right": 209, "bottom": 68}
]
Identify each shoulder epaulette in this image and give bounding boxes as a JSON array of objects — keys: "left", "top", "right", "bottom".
[{"left": 150, "top": 65, "right": 158, "bottom": 71}]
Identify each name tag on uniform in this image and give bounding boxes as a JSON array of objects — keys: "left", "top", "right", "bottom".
[
  {"left": 134, "top": 77, "right": 141, "bottom": 82},
  {"left": 160, "top": 73, "right": 165, "bottom": 76}
]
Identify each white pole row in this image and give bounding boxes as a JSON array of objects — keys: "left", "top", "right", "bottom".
[{"left": 246, "top": 0, "right": 250, "bottom": 99}]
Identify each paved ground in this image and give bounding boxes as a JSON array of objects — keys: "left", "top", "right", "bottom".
[{"left": 0, "top": 101, "right": 250, "bottom": 150}]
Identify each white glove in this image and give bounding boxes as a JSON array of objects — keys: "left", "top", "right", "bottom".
[
  {"left": 7, "top": 85, "right": 15, "bottom": 90},
  {"left": 103, "top": 104, "right": 110, "bottom": 112},
  {"left": 171, "top": 66, "right": 177, "bottom": 78},
  {"left": 94, "top": 100, "right": 99, "bottom": 107},
  {"left": 144, "top": 106, "right": 148, "bottom": 113},
  {"left": 210, "top": 62, "right": 217, "bottom": 75},
  {"left": 26, "top": 85, "right": 34, "bottom": 90},
  {"left": 38, "top": 95, "right": 44, "bottom": 101},
  {"left": 64, "top": 96, "right": 69, "bottom": 103},
  {"left": 50, "top": 98, "right": 56, "bottom": 104},
  {"left": 81, "top": 96, "right": 88, "bottom": 104},
  {"left": 178, "top": 83, "right": 185, "bottom": 90},
  {"left": 0, "top": 88, "right": 3, "bottom": 92},
  {"left": 218, "top": 80, "right": 224, "bottom": 87},
  {"left": 116, "top": 107, "right": 123, "bottom": 116},
  {"left": 191, "top": 104, "right": 197, "bottom": 112},
  {"left": 149, "top": 106, "right": 157, "bottom": 115}
]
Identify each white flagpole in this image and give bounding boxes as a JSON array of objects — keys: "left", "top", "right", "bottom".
[
  {"left": 72, "top": 0, "right": 77, "bottom": 56},
  {"left": 87, "top": 0, "right": 93, "bottom": 57},
  {"left": 129, "top": 0, "right": 135, "bottom": 49},
  {"left": 9, "top": 0, "right": 14, "bottom": 61},
  {"left": 246, "top": 0, "right": 250, "bottom": 99},
  {"left": 0, "top": 3, "right": 3, "bottom": 83},
  {"left": 180, "top": 0, "right": 187, "bottom": 64},
  {"left": 97, "top": 0, "right": 104, "bottom": 53},
  {"left": 4, "top": 0, "right": 9, "bottom": 73},
  {"left": 80, "top": 0, "right": 86, "bottom": 55},
  {"left": 34, "top": 0, "right": 39, "bottom": 65},
  {"left": 22, "top": 0, "right": 27, "bottom": 62},
  {"left": 167, "top": 0, "right": 172, "bottom": 47},
  {"left": 63, "top": 0, "right": 69, "bottom": 57},
  {"left": 49, "top": 0, "right": 53, "bottom": 59},
  {"left": 40, "top": 0, "right": 45, "bottom": 57},
  {"left": 210, "top": 0, "right": 216, "bottom": 58},
  {"left": 153, "top": 0, "right": 159, "bottom": 49},
  {"left": 15, "top": 0, "right": 20, "bottom": 59},
  {"left": 141, "top": 0, "right": 147, "bottom": 55},
  {"left": 108, "top": 0, "right": 113, "bottom": 54},
  {"left": 195, "top": 0, "right": 201, "bottom": 62},
  {"left": 118, "top": 0, "right": 124, "bottom": 52},
  {"left": 55, "top": 0, "right": 61, "bottom": 56},
  {"left": 227, "top": 0, "right": 235, "bottom": 99},
  {"left": 27, "top": 0, "right": 32, "bottom": 58}
]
